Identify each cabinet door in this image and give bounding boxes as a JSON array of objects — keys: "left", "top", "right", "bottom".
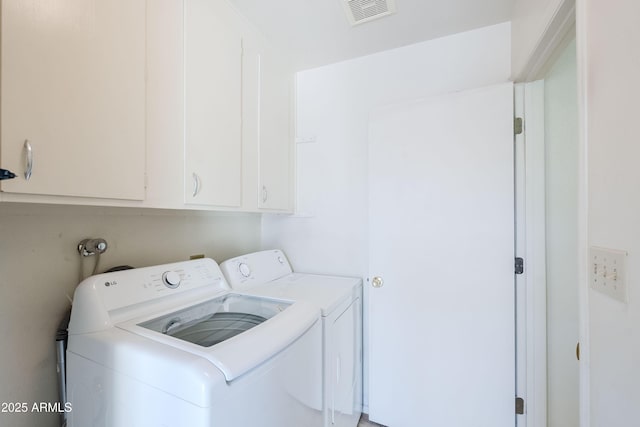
[
  {"left": 0, "top": 0, "right": 146, "bottom": 200},
  {"left": 258, "top": 53, "right": 293, "bottom": 211},
  {"left": 184, "top": 0, "right": 242, "bottom": 208},
  {"left": 144, "top": 0, "right": 186, "bottom": 209}
]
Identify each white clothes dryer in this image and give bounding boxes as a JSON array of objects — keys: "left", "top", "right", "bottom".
[
  {"left": 66, "top": 258, "right": 322, "bottom": 427},
  {"left": 220, "top": 250, "right": 363, "bottom": 427}
]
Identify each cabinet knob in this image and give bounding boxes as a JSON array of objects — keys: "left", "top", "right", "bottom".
[
  {"left": 23, "top": 140, "right": 33, "bottom": 181},
  {"left": 261, "top": 185, "right": 268, "bottom": 203}
]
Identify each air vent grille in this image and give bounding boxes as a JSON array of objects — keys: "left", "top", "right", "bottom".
[{"left": 343, "top": 0, "right": 396, "bottom": 26}]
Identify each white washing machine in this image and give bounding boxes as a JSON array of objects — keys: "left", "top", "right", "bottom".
[
  {"left": 220, "top": 250, "right": 362, "bottom": 427},
  {"left": 66, "top": 258, "right": 323, "bottom": 427}
]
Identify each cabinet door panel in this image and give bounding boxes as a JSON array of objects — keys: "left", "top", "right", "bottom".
[
  {"left": 258, "top": 53, "right": 292, "bottom": 211},
  {"left": 184, "top": 0, "right": 242, "bottom": 208},
  {"left": 1, "top": 0, "right": 146, "bottom": 200}
]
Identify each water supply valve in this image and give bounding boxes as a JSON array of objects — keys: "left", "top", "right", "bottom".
[{"left": 77, "top": 238, "right": 108, "bottom": 257}]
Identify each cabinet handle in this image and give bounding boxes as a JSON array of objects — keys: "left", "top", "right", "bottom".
[
  {"left": 23, "top": 140, "right": 33, "bottom": 180},
  {"left": 261, "top": 185, "right": 268, "bottom": 203},
  {"left": 192, "top": 173, "right": 200, "bottom": 197}
]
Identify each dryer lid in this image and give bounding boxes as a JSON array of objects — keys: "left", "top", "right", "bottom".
[{"left": 242, "top": 273, "right": 362, "bottom": 316}]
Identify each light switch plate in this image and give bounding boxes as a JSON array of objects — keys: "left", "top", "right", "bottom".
[{"left": 589, "top": 246, "right": 628, "bottom": 303}]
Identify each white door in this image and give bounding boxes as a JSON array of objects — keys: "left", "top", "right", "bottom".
[{"left": 368, "top": 83, "right": 515, "bottom": 426}]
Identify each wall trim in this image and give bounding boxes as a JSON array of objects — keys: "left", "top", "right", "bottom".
[
  {"left": 574, "top": 0, "right": 590, "bottom": 425},
  {"left": 514, "top": 0, "right": 576, "bottom": 82}
]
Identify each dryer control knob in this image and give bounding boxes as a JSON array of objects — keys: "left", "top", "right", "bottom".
[
  {"left": 162, "top": 271, "right": 181, "bottom": 289},
  {"left": 239, "top": 263, "right": 251, "bottom": 278}
]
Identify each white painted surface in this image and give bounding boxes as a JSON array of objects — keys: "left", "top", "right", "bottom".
[
  {"left": 228, "top": 0, "right": 513, "bottom": 70},
  {"left": 145, "top": 0, "right": 185, "bottom": 209},
  {"left": 543, "top": 38, "right": 579, "bottom": 427},
  {"left": 367, "top": 83, "right": 514, "bottom": 426},
  {"left": 263, "top": 22, "right": 511, "bottom": 275},
  {"left": 0, "top": 204, "right": 261, "bottom": 427},
  {"left": 580, "top": 0, "right": 640, "bottom": 424},
  {"left": 0, "top": 0, "right": 146, "bottom": 200},
  {"left": 184, "top": 0, "right": 243, "bottom": 208},
  {"left": 514, "top": 81, "right": 547, "bottom": 427},
  {"left": 258, "top": 50, "right": 294, "bottom": 211},
  {"left": 262, "top": 22, "right": 511, "bottom": 411},
  {"left": 511, "top": 0, "right": 572, "bottom": 80},
  {"left": 574, "top": 4, "right": 590, "bottom": 425},
  {"left": 148, "top": 0, "right": 293, "bottom": 212}
]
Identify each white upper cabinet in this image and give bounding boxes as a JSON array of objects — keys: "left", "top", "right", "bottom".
[
  {"left": 0, "top": 0, "right": 292, "bottom": 211},
  {"left": 0, "top": 0, "right": 146, "bottom": 200},
  {"left": 183, "top": 0, "right": 293, "bottom": 212},
  {"left": 184, "top": 0, "right": 243, "bottom": 208}
]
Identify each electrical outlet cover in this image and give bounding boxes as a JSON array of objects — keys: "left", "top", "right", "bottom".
[{"left": 589, "top": 246, "right": 628, "bottom": 303}]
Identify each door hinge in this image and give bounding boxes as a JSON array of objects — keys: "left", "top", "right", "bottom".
[
  {"left": 515, "top": 257, "right": 524, "bottom": 275},
  {"left": 514, "top": 117, "right": 523, "bottom": 135},
  {"left": 516, "top": 397, "right": 525, "bottom": 414}
]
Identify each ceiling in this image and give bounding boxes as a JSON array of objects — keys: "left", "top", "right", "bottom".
[{"left": 228, "top": 0, "right": 516, "bottom": 70}]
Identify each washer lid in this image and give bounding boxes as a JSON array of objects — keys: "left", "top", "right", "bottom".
[
  {"left": 119, "top": 293, "right": 319, "bottom": 382},
  {"left": 138, "top": 293, "right": 289, "bottom": 347}
]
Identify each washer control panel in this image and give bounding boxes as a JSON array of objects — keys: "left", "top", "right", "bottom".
[
  {"left": 69, "top": 258, "right": 232, "bottom": 334},
  {"left": 239, "top": 263, "right": 252, "bottom": 278},
  {"left": 84, "top": 258, "right": 229, "bottom": 312}
]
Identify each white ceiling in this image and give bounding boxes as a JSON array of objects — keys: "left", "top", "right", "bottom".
[{"left": 228, "top": 0, "right": 516, "bottom": 70}]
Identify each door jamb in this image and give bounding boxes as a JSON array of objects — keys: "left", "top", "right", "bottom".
[
  {"left": 515, "top": 1, "right": 588, "bottom": 425},
  {"left": 515, "top": 81, "right": 547, "bottom": 427}
]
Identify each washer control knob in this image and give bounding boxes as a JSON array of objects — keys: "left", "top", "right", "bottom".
[
  {"left": 162, "top": 271, "right": 181, "bottom": 289},
  {"left": 239, "top": 263, "right": 251, "bottom": 278},
  {"left": 277, "top": 256, "right": 285, "bottom": 264}
]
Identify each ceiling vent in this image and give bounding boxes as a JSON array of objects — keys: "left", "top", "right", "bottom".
[{"left": 342, "top": 0, "right": 397, "bottom": 26}]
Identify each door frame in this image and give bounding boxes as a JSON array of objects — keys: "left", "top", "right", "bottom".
[
  {"left": 514, "top": 81, "right": 547, "bottom": 427},
  {"left": 575, "top": 3, "right": 590, "bottom": 426},
  {"left": 514, "top": 2, "right": 587, "bottom": 426}
]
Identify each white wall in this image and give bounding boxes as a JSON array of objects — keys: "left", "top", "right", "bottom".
[
  {"left": 0, "top": 204, "right": 260, "bottom": 427},
  {"left": 544, "top": 38, "right": 579, "bottom": 427},
  {"left": 261, "top": 22, "right": 512, "bottom": 410},
  {"left": 579, "top": 0, "right": 640, "bottom": 425}
]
